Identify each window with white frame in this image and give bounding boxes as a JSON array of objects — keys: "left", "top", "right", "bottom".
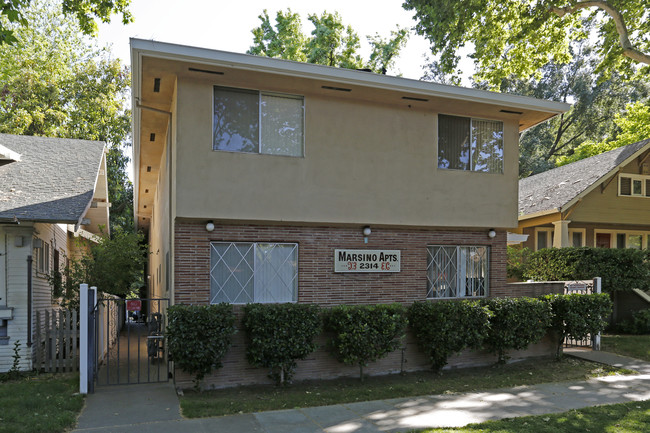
[
  {"left": 535, "top": 228, "right": 554, "bottom": 250},
  {"left": 438, "top": 114, "right": 503, "bottom": 173},
  {"left": 619, "top": 174, "right": 650, "bottom": 197},
  {"left": 595, "top": 230, "right": 650, "bottom": 249},
  {"left": 427, "top": 246, "right": 488, "bottom": 299},
  {"left": 569, "top": 229, "right": 586, "bottom": 247},
  {"left": 535, "top": 228, "right": 585, "bottom": 249},
  {"left": 210, "top": 242, "right": 298, "bottom": 304},
  {"left": 213, "top": 86, "right": 304, "bottom": 157},
  {"left": 34, "top": 239, "right": 50, "bottom": 273}
]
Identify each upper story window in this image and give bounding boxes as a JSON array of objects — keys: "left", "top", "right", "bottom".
[
  {"left": 438, "top": 114, "right": 503, "bottom": 174},
  {"left": 213, "top": 86, "right": 304, "bottom": 157},
  {"left": 619, "top": 174, "right": 650, "bottom": 197}
]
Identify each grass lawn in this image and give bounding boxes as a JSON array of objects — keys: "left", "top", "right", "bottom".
[
  {"left": 412, "top": 400, "right": 650, "bottom": 433},
  {"left": 602, "top": 334, "right": 650, "bottom": 362},
  {"left": 180, "top": 357, "right": 628, "bottom": 418},
  {"left": 0, "top": 373, "right": 84, "bottom": 433}
]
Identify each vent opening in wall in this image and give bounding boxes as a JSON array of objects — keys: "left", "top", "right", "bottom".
[{"left": 153, "top": 78, "right": 161, "bottom": 93}]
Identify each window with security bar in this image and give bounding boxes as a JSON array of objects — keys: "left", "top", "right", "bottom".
[
  {"left": 210, "top": 242, "right": 298, "bottom": 304},
  {"left": 426, "top": 246, "right": 489, "bottom": 298}
]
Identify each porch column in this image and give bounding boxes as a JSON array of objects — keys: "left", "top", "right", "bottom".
[{"left": 552, "top": 220, "right": 571, "bottom": 248}]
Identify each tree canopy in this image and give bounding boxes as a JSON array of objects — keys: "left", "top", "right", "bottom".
[
  {"left": 248, "top": 9, "right": 409, "bottom": 74},
  {"left": 0, "top": 0, "right": 133, "bottom": 232},
  {"left": 1, "top": 0, "right": 131, "bottom": 44},
  {"left": 403, "top": 0, "right": 650, "bottom": 87},
  {"left": 490, "top": 40, "right": 649, "bottom": 177},
  {"left": 557, "top": 101, "right": 650, "bottom": 166}
]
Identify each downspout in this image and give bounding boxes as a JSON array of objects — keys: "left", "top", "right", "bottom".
[{"left": 27, "top": 255, "right": 32, "bottom": 347}]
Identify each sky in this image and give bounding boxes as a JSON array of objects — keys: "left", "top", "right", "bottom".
[{"left": 96, "top": 0, "right": 441, "bottom": 80}]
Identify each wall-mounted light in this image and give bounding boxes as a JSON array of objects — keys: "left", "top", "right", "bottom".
[
  {"left": 363, "top": 226, "right": 371, "bottom": 244},
  {"left": 488, "top": 229, "right": 497, "bottom": 238},
  {"left": 206, "top": 221, "right": 215, "bottom": 232}
]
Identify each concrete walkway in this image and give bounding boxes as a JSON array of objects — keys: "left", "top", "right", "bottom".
[{"left": 72, "top": 349, "right": 650, "bottom": 433}]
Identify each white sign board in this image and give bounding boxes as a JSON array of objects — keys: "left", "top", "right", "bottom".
[
  {"left": 566, "top": 283, "right": 588, "bottom": 292},
  {"left": 334, "top": 249, "right": 400, "bottom": 273}
]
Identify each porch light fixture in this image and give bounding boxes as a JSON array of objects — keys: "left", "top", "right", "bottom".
[
  {"left": 206, "top": 221, "right": 215, "bottom": 232},
  {"left": 488, "top": 229, "right": 496, "bottom": 238},
  {"left": 363, "top": 226, "right": 371, "bottom": 243}
]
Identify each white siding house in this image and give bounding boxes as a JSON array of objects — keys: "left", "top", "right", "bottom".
[{"left": 0, "top": 134, "right": 109, "bottom": 372}]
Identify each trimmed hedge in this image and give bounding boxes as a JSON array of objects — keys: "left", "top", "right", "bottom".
[
  {"left": 167, "top": 304, "right": 236, "bottom": 388},
  {"left": 542, "top": 293, "right": 612, "bottom": 358},
  {"left": 324, "top": 304, "right": 407, "bottom": 381},
  {"left": 242, "top": 303, "right": 322, "bottom": 385},
  {"left": 483, "top": 297, "right": 551, "bottom": 363},
  {"left": 524, "top": 247, "right": 650, "bottom": 292},
  {"left": 408, "top": 300, "right": 491, "bottom": 371}
]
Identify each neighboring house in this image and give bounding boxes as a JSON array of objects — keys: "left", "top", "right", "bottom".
[
  {"left": 130, "top": 39, "right": 569, "bottom": 387},
  {"left": 0, "top": 134, "right": 109, "bottom": 372},
  {"left": 516, "top": 138, "right": 650, "bottom": 321}
]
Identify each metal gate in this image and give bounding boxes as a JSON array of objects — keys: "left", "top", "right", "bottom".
[
  {"left": 563, "top": 278, "right": 601, "bottom": 349},
  {"left": 91, "top": 298, "right": 170, "bottom": 386}
]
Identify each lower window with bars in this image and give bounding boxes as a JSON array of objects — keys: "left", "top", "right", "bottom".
[
  {"left": 426, "top": 245, "right": 489, "bottom": 299},
  {"left": 210, "top": 242, "right": 298, "bottom": 304}
]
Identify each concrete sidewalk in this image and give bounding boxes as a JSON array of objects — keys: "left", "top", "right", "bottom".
[{"left": 72, "top": 350, "right": 650, "bottom": 433}]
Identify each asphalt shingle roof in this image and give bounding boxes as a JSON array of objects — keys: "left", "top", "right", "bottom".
[
  {"left": 0, "top": 134, "right": 105, "bottom": 223},
  {"left": 519, "top": 138, "right": 650, "bottom": 217}
]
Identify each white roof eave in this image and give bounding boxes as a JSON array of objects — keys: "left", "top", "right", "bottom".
[{"left": 130, "top": 38, "right": 570, "bottom": 115}]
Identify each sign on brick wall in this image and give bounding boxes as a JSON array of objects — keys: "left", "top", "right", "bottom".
[{"left": 334, "top": 249, "right": 400, "bottom": 273}]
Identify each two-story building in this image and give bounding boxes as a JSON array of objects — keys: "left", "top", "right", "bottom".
[{"left": 130, "top": 39, "right": 569, "bottom": 387}]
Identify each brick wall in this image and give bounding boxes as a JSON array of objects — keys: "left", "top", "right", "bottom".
[
  {"left": 175, "top": 221, "right": 507, "bottom": 305},
  {"left": 171, "top": 221, "right": 557, "bottom": 389},
  {"left": 174, "top": 308, "right": 556, "bottom": 390}
]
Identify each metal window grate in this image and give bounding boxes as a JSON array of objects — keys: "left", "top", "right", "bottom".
[
  {"left": 210, "top": 242, "right": 298, "bottom": 304},
  {"left": 427, "top": 246, "right": 488, "bottom": 298}
]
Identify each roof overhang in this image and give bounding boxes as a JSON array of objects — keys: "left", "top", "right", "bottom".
[
  {"left": 559, "top": 142, "right": 650, "bottom": 214},
  {"left": 0, "top": 144, "right": 21, "bottom": 166},
  {"left": 507, "top": 232, "right": 529, "bottom": 245},
  {"left": 131, "top": 38, "right": 571, "bottom": 230}
]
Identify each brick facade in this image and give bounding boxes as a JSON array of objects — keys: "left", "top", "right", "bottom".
[
  {"left": 173, "top": 221, "right": 556, "bottom": 389},
  {"left": 175, "top": 221, "right": 508, "bottom": 305}
]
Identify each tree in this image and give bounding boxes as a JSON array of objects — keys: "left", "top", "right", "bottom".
[
  {"left": 557, "top": 101, "right": 650, "bottom": 166},
  {"left": 0, "top": 0, "right": 133, "bottom": 232},
  {"left": 1, "top": 0, "right": 131, "bottom": 45},
  {"left": 50, "top": 228, "right": 147, "bottom": 307},
  {"left": 494, "top": 41, "right": 649, "bottom": 177},
  {"left": 403, "top": 0, "right": 650, "bottom": 87},
  {"left": 248, "top": 9, "right": 409, "bottom": 74}
]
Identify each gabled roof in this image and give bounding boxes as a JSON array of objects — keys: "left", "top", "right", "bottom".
[
  {"left": 519, "top": 138, "right": 650, "bottom": 219},
  {"left": 0, "top": 134, "right": 106, "bottom": 225}
]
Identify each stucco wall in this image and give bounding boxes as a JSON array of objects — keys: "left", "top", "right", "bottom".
[{"left": 171, "top": 73, "right": 520, "bottom": 229}]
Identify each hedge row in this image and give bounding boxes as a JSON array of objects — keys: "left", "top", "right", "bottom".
[
  {"left": 512, "top": 246, "right": 650, "bottom": 292},
  {"left": 167, "top": 295, "right": 612, "bottom": 387}
]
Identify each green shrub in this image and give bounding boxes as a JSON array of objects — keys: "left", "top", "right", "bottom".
[
  {"left": 543, "top": 293, "right": 613, "bottom": 358},
  {"left": 483, "top": 297, "right": 551, "bottom": 363},
  {"left": 324, "top": 303, "right": 407, "bottom": 382},
  {"left": 242, "top": 303, "right": 322, "bottom": 385},
  {"left": 167, "top": 304, "right": 236, "bottom": 389},
  {"left": 619, "top": 308, "right": 650, "bottom": 334},
  {"left": 506, "top": 246, "right": 532, "bottom": 281},
  {"left": 524, "top": 247, "right": 650, "bottom": 292},
  {"left": 408, "top": 300, "right": 491, "bottom": 371}
]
